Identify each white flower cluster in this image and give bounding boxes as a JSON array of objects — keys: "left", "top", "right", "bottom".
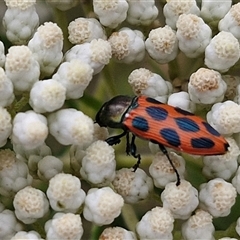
[{"left": 1, "top": 0, "right": 240, "bottom": 239}]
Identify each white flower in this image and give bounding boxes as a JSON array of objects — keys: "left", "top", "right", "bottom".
[
  {"left": 181, "top": 209, "right": 215, "bottom": 240},
  {"left": 46, "top": 0, "right": 78, "bottom": 11},
  {"left": 3, "top": 0, "right": 39, "bottom": 44},
  {"left": 204, "top": 31, "right": 240, "bottom": 72},
  {"left": 93, "top": 0, "right": 128, "bottom": 28},
  {"left": 68, "top": 17, "right": 106, "bottom": 44},
  {"left": 48, "top": 108, "right": 94, "bottom": 147},
  {"left": 12, "top": 110, "right": 48, "bottom": 150},
  {"left": 206, "top": 100, "right": 240, "bottom": 135},
  {"left": 0, "top": 209, "right": 23, "bottom": 239},
  {"left": 128, "top": 68, "right": 172, "bottom": 102},
  {"left": 236, "top": 217, "right": 240, "bottom": 237},
  {"left": 99, "top": 227, "right": 137, "bottom": 240},
  {"left": 45, "top": 213, "right": 83, "bottom": 240},
  {"left": 223, "top": 75, "right": 240, "bottom": 101},
  {"left": 161, "top": 180, "right": 199, "bottom": 219},
  {"left": 167, "top": 91, "right": 196, "bottom": 113},
  {"left": 176, "top": 14, "right": 212, "bottom": 58},
  {"left": 47, "top": 173, "right": 85, "bottom": 213},
  {"left": 0, "top": 67, "right": 14, "bottom": 107},
  {"left": 93, "top": 123, "right": 109, "bottom": 142},
  {"left": 64, "top": 39, "right": 112, "bottom": 75},
  {"left": 232, "top": 166, "right": 240, "bottom": 195},
  {"left": 200, "top": 0, "right": 232, "bottom": 24},
  {"left": 5, "top": 45, "right": 40, "bottom": 92},
  {"left": 37, "top": 156, "right": 63, "bottom": 181},
  {"left": 0, "top": 149, "right": 33, "bottom": 197},
  {"left": 108, "top": 27, "right": 145, "bottom": 64},
  {"left": 149, "top": 151, "right": 185, "bottom": 188},
  {"left": 13, "top": 186, "right": 49, "bottom": 224},
  {"left": 11, "top": 231, "right": 44, "bottom": 240},
  {"left": 29, "top": 79, "right": 66, "bottom": 113},
  {"left": 126, "top": 0, "right": 158, "bottom": 25},
  {"left": 52, "top": 59, "right": 93, "bottom": 99},
  {"left": 136, "top": 207, "right": 174, "bottom": 240},
  {"left": 199, "top": 178, "right": 237, "bottom": 217},
  {"left": 145, "top": 25, "right": 178, "bottom": 64},
  {"left": 163, "top": 0, "right": 200, "bottom": 29},
  {"left": 0, "top": 41, "right": 5, "bottom": 67},
  {"left": 80, "top": 140, "right": 116, "bottom": 186},
  {"left": 188, "top": 68, "right": 227, "bottom": 104},
  {"left": 203, "top": 137, "right": 240, "bottom": 180},
  {"left": 112, "top": 168, "right": 153, "bottom": 203},
  {"left": 83, "top": 187, "right": 124, "bottom": 226},
  {"left": 28, "top": 22, "right": 63, "bottom": 77},
  {"left": 219, "top": 3, "right": 240, "bottom": 41},
  {"left": 0, "top": 107, "right": 12, "bottom": 147}
]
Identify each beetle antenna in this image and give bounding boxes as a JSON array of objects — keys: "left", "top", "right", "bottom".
[{"left": 158, "top": 144, "right": 181, "bottom": 186}]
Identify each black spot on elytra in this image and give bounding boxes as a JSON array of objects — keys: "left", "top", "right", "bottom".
[
  {"left": 202, "top": 122, "right": 220, "bottom": 136},
  {"left": 175, "top": 117, "right": 200, "bottom": 132},
  {"left": 191, "top": 137, "right": 215, "bottom": 149},
  {"left": 175, "top": 107, "right": 194, "bottom": 116},
  {"left": 132, "top": 116, "right": 149, "bottom": 132},
  {"left": 145, "top": 97, "right": 163, "bottom": 104},
  {"left": 160, "top": 128, "right": 181, "bottom": 147},
  {"left": 146, "top": 106, "right": 168, "bottom": 121}
]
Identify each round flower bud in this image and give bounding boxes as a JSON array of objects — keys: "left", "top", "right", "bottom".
[
  {"left": 0, "top": 107, "right": 12, "bottom": 147},
  {"left": 203, "top": 137, "right": 240, "bottom": 180},
  {"left": 163, "top": 0, "right": 200, "bottom": 29},
  {"left": 204, "top": 31, "right": 240, "bottom": 72},
  {"left": 181, "top": 209, "right": 215, "bottom": 240},
  {"left": 52, "top": 59, "right": 93, "bottom": 99},
  {"left": 0, "top": 41, "right": 5, "bottom": 67},
  {"left": 0, "top": 149, "right": 33, "bottom": 197},
  {"left": 83, "top": 187, "right": 124, "bottom": 226},
  {"left": 223, "top": 75, "right": 240, "bottom": 101},
  {"left": 149, "top": 151, "right": 185, "bottom": 188},
  {"left": 188, "top": 68, "right": 227, "bottom": 104},
  {"left": 48, "top": 108, "right": 94, "bottom": 147},
  {"left": 232, "top": 166, "right": 240, "bottom": 195},
  {"left": 206, "top": 100, "right": 240, "bottom": 135},
  {"left": 13, "top": 186, "right": 49, "bottom": 224},
  {"left": 93, "top": 0, "right": 128, "bottom": 28},
  {"left": 28, "top": 22, "right": 63, "bottom": 77},
  {"left": 5, "top": 45, "right": 40, "bottom": 92},
  {"left": 46, "top": 0, "right": 78, "bottom": 11},
  {"left": 37, "top": 156, "right": 63, "bottom": 181},
  {"left": 127, "top": 0, "right": 158, "bottom": 25},
  {"left": 136, "top": 207, "right": 174, "bottom": 239},
  {"left": 176, "top": 14, "right": 212, "bottom": 58},
  {"left": 80, "top": 140, "right": 116, "bottom": 186},
  {"left": 11, "top": 231, "right": 44, "bottom": 240},
  {"left": 12, "top": 111, "right": 48, "bottom": 150},
  {"left": 65, "top": 39, "right": 112, "bottom": 75},
  {"left": 145, "top": 25, "right": 178, "bottom": 63},
  {"left": 99, "top": 227, "right": 137, "bottom": 240},
  {"left": 45, "top": 213, "right": 83, "bottom": 240},
  {"left": 201, "top": 0, "right": 232, "bottom": 24},
  {"left": 167, "top": 91, "right": 196, "bottom": 113},
  {"left": 47, "top": 173, "right": 85, "bottom": 213},
  {"left": 199, "top": 178, "right": 237, "bottom": 217},
  {"left": 128, "top": 68, "right": 172, "bottom": 102},
  {"left": 236, "top": 217, "right": 240, "bottom": 237},
  {"left": 112, "top": 168, "right": 153, "bottom": 203},
  {"left": 29, "top": 79, "right": 66, "bottom": 113},
  {"left": 161, "top": 180, "right": 199, "bottom": 219},
  {"left": 68, "top": 17, "right": 106, "bottom": 44},
  {"left": 0, "top": 67, "right": 14, "bottom": 107},
  {"left": 108, "top": 28, "right": 145, "bottom": 64},
  {"left": 0, "top": 209, "right": 23, "bottom": 239},
  {"left": 3, "top": 0, "right": 39, "bottom": 44}
]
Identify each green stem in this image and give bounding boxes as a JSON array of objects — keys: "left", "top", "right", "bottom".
[{"left": 121, "top": 204, "right": 139, "bottom": 232}]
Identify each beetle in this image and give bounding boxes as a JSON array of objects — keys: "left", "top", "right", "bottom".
[{"left": 95, "top": 95, "right": 229, "bottom": 185}]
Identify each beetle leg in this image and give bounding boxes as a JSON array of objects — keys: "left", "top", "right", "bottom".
[
  {"left": 158, "top": 144, "right": 181, "bottom": 186},
  {"left": 129, "top": 134, "right": 141, "bottom": 171},
  {"left": 106, "top": 130, "right": 128, "bottom": 146}
]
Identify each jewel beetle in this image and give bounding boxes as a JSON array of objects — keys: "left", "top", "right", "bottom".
[{"left": 96, "top": 95, "right": 229, "bottom": 185}]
